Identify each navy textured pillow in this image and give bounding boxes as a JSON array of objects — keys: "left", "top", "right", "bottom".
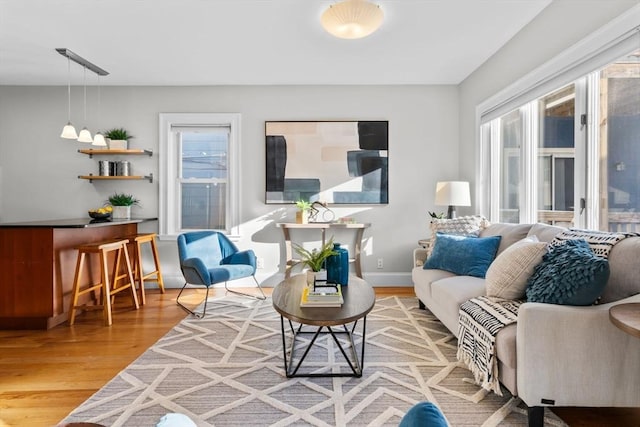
[
  {"left": 526, "top": 239, "right": 610, "bottom": 305},
  {"left": 423, "top": 233, "right": 501, "bottom": 278}
]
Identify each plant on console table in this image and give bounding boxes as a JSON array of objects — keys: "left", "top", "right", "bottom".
[
  {"left": 295, "top": 199, "right": 312, "bottom": 224},
  {"left": 108, "top": 192, "right": 140, "bottom": 219},
  {"left": 294, "top": 237, "right": 338, "bottom": 285},
  {"left": 103, "top": 127, "right": 134, "bottom": 150}
]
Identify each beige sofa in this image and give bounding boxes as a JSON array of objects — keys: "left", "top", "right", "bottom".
[{"left": 412, "top": 222, "right": 640, "bottom": 426}]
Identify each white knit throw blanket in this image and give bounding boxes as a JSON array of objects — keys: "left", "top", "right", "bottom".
[{"left": 456, "top": 296, "right": 522, "bottom": 396}]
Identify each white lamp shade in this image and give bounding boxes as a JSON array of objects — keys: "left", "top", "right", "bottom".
[
  {"left": 321, "top": 0, "right": 383, "bottom": 39},
  {"left": 435, "top": 181, "right": 471, "bottom": 206},
  {"left": 92, "top": 133, "right": 107, "bottom": 146},
  {"left": 77, "top": 127, "right": 93, "bottom": 143},
  {"left": 60, "top": 122, "right": 78, "bottom": 139}
]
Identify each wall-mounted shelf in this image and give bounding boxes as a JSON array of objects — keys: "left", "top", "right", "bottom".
[
  {"left": 78, "top": 174, "right": 154, "bottom": 183},
  {"left": 78, "top": 149, "right": 153, "bottom": 183},
  {"left": 78, "top": 149, "right": 153, "bottom": 158}
]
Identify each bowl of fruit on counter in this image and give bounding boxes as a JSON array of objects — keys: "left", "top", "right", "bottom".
[{"left": 88, "top": 206, "right": 113, "bottom": 220}]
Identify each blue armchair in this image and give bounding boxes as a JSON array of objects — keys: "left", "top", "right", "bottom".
[{"left": 177, "top": 231, "right": 265, "bottom": 317}]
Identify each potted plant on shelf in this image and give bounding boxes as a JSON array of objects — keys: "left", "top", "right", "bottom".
[
  {"left": 295, "top": 199, "right": 312, "bottom": 224},
  {"left": 104, "top": 128, "right": 134, "bottom": 150},
  {"left": 293, "top": 237, "right": 338, "bottom": 285},
  {"left": 108, "top": 192, "right": 140, "bottom": 219}
]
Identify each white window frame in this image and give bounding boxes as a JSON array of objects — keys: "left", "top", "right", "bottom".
[
  {"left": 476, "top": 7, "right": 640, "bottom": 223},
  {"left": 158, "top": 113, "right": 241, "bottom": 240}
]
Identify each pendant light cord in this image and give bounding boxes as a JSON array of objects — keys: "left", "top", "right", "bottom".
[
  {"left": 83, "top": 65, "right": 87, "bottom": 123},
  {"left": 97, "top": 74, "right": 101, "bottom": 123},
  {"left": 67, "top": 57, "right": 72, "bottom": 121}
]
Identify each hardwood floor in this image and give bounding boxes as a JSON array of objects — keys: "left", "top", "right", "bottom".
[{"left": 0, "top": 287, "right": 638, "bottom": 426}]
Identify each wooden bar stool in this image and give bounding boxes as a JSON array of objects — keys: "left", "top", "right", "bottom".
[
  {"left": 128, "top": 233, "right": 165, "bottom": 305},
  {"left": 68, "top": 239, "right": 139, "bottom": 326}
]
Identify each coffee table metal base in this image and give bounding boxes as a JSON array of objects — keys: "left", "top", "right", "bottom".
[{"left": 280, "top": 316, "right": 367, "bottom": 378}]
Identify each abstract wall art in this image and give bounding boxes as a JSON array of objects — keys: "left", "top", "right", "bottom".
[{"left": 265, "top": 121, "right": 388, "bottom": 205}]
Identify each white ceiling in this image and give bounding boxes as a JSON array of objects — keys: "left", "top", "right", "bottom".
[{"left": 0, "top": 0, "right": 551, "bottom": 86}]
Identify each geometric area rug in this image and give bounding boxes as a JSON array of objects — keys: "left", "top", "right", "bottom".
[{"left": 60, "top": 296, "right": 567, "bottom": 426}]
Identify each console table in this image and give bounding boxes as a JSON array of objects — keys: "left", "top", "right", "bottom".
[{"left": 276, "top": 222, "right": 370, "bottom": 279}]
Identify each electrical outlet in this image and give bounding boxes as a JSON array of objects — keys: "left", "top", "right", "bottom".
[
  {"left": 257, "top": 258, "right": 264, "bottom": 269},
  {"left": 377, "top": 258, "right": 383, "bottom": 269}
]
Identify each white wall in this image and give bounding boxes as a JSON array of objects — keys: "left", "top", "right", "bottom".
[
  {"left": 458, "top": 0, "right": 640, "bottom": 199},
  {"left": 0, "top": 85, "right": 459, "bottom": 286}
]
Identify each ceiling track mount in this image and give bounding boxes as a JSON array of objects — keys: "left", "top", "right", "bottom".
[{"left": 55, "top": 48, "right": 109, "bottom": 76}]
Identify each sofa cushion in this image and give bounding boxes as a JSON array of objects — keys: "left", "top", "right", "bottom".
[
  {"left": 427, "top": 215, "right": 487, "bottom": 256},
  {"left": 424, "top": 233, "right": 501, "bottom": 278},
  {"left": 526, "top": 239, "right": 610, "bottom": 305},
  {"left": 526, "top": 222, "right": 565, "bottom": 243},
  {"left": 480, "top": 223, "right": 533, "bottom": 255},
  {"left": 485, "top": 237, "right": 547, "bottom": 300},
  {"left": 550, "top": 228, "right": 626, "bottom": 259},
  {"left": 412, "top": 268, "right": 457, "bottom": 304},
  {"left": 431, "top": 276, "right": 486, "bottom": 336},
  {"left": 601, "top": 236, "right": 640, "bottom": 303},
  {"left": 495, "top": 323, "right": 517, "bottom": 369}
]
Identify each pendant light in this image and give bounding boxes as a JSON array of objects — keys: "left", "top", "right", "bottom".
[
  {"left": 60, "top": 57, "right": 78, "bottom": 139},
  {"left": 92, "top": 74, "right": 107, "bottom": 146},
  {"left": 77, "top": 65, "right": 93, "bottom": 143}
]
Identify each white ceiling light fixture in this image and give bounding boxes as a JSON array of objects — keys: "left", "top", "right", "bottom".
[
  {"left": 60, "top": 56, "right": 78, "bottom": 139},
  {"left": 55, "top": 48, "right": 109, "bottom": 142},
  {"left": 77, "top": 66, "right": 93, "bottom": 143},
  {"left": 321, "top": 0, "right": 384, "bottom": 40},
  {"left": 92, "top": 74, "right": 107, "bottom": 146}
]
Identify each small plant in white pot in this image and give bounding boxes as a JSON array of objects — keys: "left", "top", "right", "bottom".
[
  {"left": 293, "top": 237, "right": 338, "bottom": 286},
  {"left": 104, "top": 128, "right": 134, "bottom": 150},
  {"left": 108, "top": 192, "right": 140, "bottom": 219}
]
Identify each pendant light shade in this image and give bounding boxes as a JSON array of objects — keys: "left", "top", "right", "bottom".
[
  {"left": 60, "top": 57, "right": 78, "bottom": 139},
  {"left": 92, "top": 132, "right": 107, "bottom": 146},
  {"left": 61, "top": 122, "right": 78, "bottom": 139},
  {"left": 77, "top": 65, "right": 92, "bottom": 143},
  {"left": 78, "top": 127, "right": 93, "bottom": 143},
  {"left": 321, "top": 0, "right": 383, "bottom": 40},
  {"left": 92, "top": 75, "right": 106, "bottom": 146}
]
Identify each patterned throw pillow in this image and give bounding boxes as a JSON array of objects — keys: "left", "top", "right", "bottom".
[
  {"left": 424, "top": 233, "right": 501, "bottom": 278},
  {"left": 485, "top": 237, "right": 547, "bottom": 300},
  {"left": 526, "top": 239, "right": 610, "bottom": 306},
  {"left": 549, "top": 228, "right": 626, "bottom": 259},
  {"left": 427, "top": 215, "right": 488, "bottom": 257}
]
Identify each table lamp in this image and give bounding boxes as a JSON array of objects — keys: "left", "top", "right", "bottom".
[{"left": 435, "top": 181, "right": 471, "bottom": 219}]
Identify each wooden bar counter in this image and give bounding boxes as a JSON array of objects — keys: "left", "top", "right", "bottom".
[{"left": 0, "top": 218, "right": 156, "bottom": 329}]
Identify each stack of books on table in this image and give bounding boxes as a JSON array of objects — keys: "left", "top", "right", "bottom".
[{"left": 300, "top": 284, "right": 343, "bottom": 307}]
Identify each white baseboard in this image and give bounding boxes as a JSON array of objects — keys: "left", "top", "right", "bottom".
[{"left": 161, "top": 272, "right": 413, "bottom": 289}]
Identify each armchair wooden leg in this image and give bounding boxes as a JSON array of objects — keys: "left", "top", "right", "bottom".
[
  {"left": 224, "top": 275, "right": 266, "bottom": 300},
  {"left": 176, "top": 283, "right": 211, "bottom": 318}
]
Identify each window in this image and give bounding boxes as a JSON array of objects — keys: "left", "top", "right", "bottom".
[
  {"left": 159, "top": 113, "right": 240, "bottom": 238},
  {"left": 479, "top": 49, "right": 640, "bottom": 232}
]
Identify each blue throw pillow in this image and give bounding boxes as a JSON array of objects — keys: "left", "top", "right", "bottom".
[
  {"left": 399, "top": 402, "right": 449, "bottom": 427},
  {"left": 526, "top": 239, "right": 610, "bottom": 305},
  {"left": 423, "top": 233, "right": 501, "bottom": 278}
]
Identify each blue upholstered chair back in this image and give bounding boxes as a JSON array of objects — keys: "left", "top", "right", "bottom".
[
  {"left": 177, "top": 231, "right": 238, "bottom": 268},
  {"left": 175, "top": 230, "right": 263, "bottom": 314}
]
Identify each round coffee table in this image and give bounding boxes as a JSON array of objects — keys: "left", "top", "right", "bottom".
[
  {"left": 609, "top": 303, "right": 640, "bottom": 339},
  {"left": 272, "top": 274, "right": 375, "bottom": 377}
]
